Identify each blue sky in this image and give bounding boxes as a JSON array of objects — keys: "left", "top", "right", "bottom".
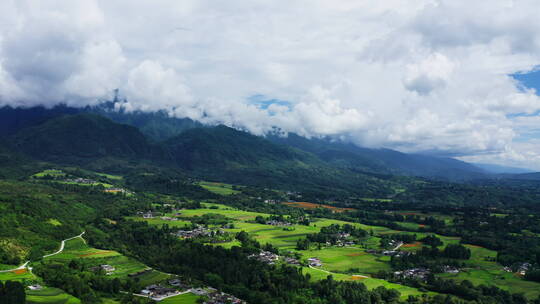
[
  {"left": 513, "top": 69, "right": 540, "bottom": 93},
  {"left": 509, "top": 70, "right": 540, "bottom": 144}
]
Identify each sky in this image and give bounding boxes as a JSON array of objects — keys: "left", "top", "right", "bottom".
[{"left": 1, "top": 1, "right": 540, "bottom": 170}]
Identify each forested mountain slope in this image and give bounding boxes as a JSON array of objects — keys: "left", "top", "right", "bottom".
[
  {"left": 269, "top": 133, "right": 487, "bottom": 181},
  {"left": 11, "top": 114, "right": 159, "bottom": 164}
]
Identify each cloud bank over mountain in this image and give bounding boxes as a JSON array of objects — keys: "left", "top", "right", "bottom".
[{"left": 1, "top": 0, "right": 540, "bottom": 169}]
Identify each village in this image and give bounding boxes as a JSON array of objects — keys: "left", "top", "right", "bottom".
[
  {"left": 393, "top": 265, "right": 460, "bottom": 281},
  {"left": 138, "top": 277, "right": 246, "bottom": 303}
]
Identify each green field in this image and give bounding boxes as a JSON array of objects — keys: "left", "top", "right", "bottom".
[
  {"left": 0, "top": 269, "right": 35, "bottom": 281},
  {"left": 44, "top": 238, "right": 120, "bottom": 261},
  {"left": 301, "top": 267, "right": 432, "bottom": 299},
  {"left": 300, "top": 247, "right": 391, "bottom": 275},
  {"left": 26, "top": 287, "right": 81, "bottom": 304},
  {"left": 134, "top": 203, "right": 540, "bottom": 299},
  {"left": 198, "top": 182, "right": 240, "bottom": 195},
  {"left": 0, "top": 263, "right": 17, "bottom": 271},
  {"left": 95, "top": 172, "right": 123, "bottom": 180},
  {"left": 137, "top": 204, "right": 434, "bottom": 298},
  {"left": 47, "top": 219, "right": 62, "bottom": 226},
  {"left": 57, "top": 180, "right": 114, "bottom": 188},
  {"left": 44, "top": 237, "right": 169, "bottom": 285},
  {"left": 32, "top": 169, "right": 66, "bottom": 178},
  {"left": 438, "top": 245, "right": 540, "bottom": 299},
  {"left": 128, "top": 216, "right": 192, "bottom": 228},
  {"left": 160, "top": 292, "right": 201, "bottom": 304},
  {"left": 360, "top": 198, "right": 392, "bottom": 203}
]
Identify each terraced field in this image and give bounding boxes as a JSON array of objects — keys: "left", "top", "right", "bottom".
[{"left": 26, "top": 287, "right": 81, "bottom": 304}]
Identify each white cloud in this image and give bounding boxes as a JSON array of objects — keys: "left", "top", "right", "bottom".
[
  {"left": 124, "top": 60, "right": 193, "bottom": 113},
  {"left": 403, "top": 53, "right": 454, "bottom": 95},
  {"left": 2, "top": 0, "right": 540, "bottom": 169}
]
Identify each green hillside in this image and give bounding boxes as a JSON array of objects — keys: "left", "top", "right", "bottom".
[
  {"left": 12, "top": 114, "right": 158, "bottom": 164},
  {"left": 164, "top": 125, "right": 403, "bottom": 197}
]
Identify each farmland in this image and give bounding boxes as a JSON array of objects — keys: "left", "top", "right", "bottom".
[
  {"left": 44, "top": 237, "right": 167, "bottom": 284},
  {"left": 32, "top": 169, "right": 66, "bottom": 179},
  {"left": 44, "top": 238, "right": 120, "bottom": 262},
  {"left": 0, "top": 268, "right": 35, "bottom": 281},
  {"left": 284, "top": 201, "right": 354, "bottom": 212},
  {"left": 132, "top": 202, "right": 540, "bottom": 300},
  {"left": 198, "top": 181, "right": 240, "bottom": 195},
  {"left": 26, "top": 287, "right": 81, "bottom": 304},
  {"left": 438, "top": 245, "right": 540, "bottom": 299},
  {"left": 135, "top": 203, "right": 433, "bottom": 298},
  {"left": 160, "top": 293, "right": 201, "bottom": 304}
]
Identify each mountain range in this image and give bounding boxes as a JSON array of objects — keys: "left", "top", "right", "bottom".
[{"left": 0, "top": 104, "right": 537, "bottom": 196}]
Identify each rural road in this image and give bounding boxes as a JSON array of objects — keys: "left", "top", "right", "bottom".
[
  {"left": 126, "top": 289, "right": 192, "bottom": 301},
  {"left": 43, "top": 231, "right": 86, "bottom": 258},
  {"left": 0, "top": 261, "right": 29, "bottom": 273},
  {"left": 392, "top": 242, "right": 404, "bottom": 251},
  {"left": 0, "top": 231, "right": 85, "bottom": 273}
]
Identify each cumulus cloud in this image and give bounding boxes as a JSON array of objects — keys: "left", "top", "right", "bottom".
[
  {"left": 403, "top": 53, "right": 454, "bottom": 95},
  {"left": 2, "top": 0, "right": 540, "bottom": 169}
]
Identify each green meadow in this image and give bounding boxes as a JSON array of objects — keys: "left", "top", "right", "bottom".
[
  {"left": 95, "top": 172, "right": 123, "bottom": 180},
  {"left": 160, "top": 292, "right": 201, "bottom": 304},
  {"left": 0, "top": 263, "right": 16, "bottom": 271},
  {"left": 57, "top": 180, "right": 114, "bottom": 188},
  {"left": 0, "top": 269, "right": 35, "bottom": 281},
  {"left": 301, "top": 266, "right": 433, "bottom": 299},
  {"left": 300, "top": 247, "right": 391, "bottom": 274},
  {"left": 44, "top": 237, "right": 170, "bottom": 285},
  {"left": 32, "top": 169, "right": 66, "bottom": 178},
  {"left": 198, "top": 181, "right": 240, "bottom": 195},
  {"left": 44, "top": 238, "right": 120, "bottom": 262},
  {"left": 128, "top": 216, "right": 193, "bottom": 228},
  {"left": 137, "top": 203, "right": 435, "bottom": 298},
  {"left": 134, "top": 202, "right": 540, "bottom": 299},
  {"left": 438, "top": 245, "right": 540, "bottom": 299}
]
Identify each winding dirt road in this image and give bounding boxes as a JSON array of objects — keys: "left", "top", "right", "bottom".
[{"left": 0, "top": 231, "right": 85, "bottom": 273}]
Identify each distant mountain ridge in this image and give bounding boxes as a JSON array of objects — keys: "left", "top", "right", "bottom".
[
  {"left": 0, "top": 103, "right": 201, "bottom": 141},
  {"left": 268, "top": 133, "right": 488, "bottom": 181},
  {"left": 474, "top": 163, "right": 533, "bottom": 174},
  {"left": 5, "top": 113, "right": 403, "bottom": 197},
  {"left": 0, "top": 104, "right": 536, "bottom": 184}
]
